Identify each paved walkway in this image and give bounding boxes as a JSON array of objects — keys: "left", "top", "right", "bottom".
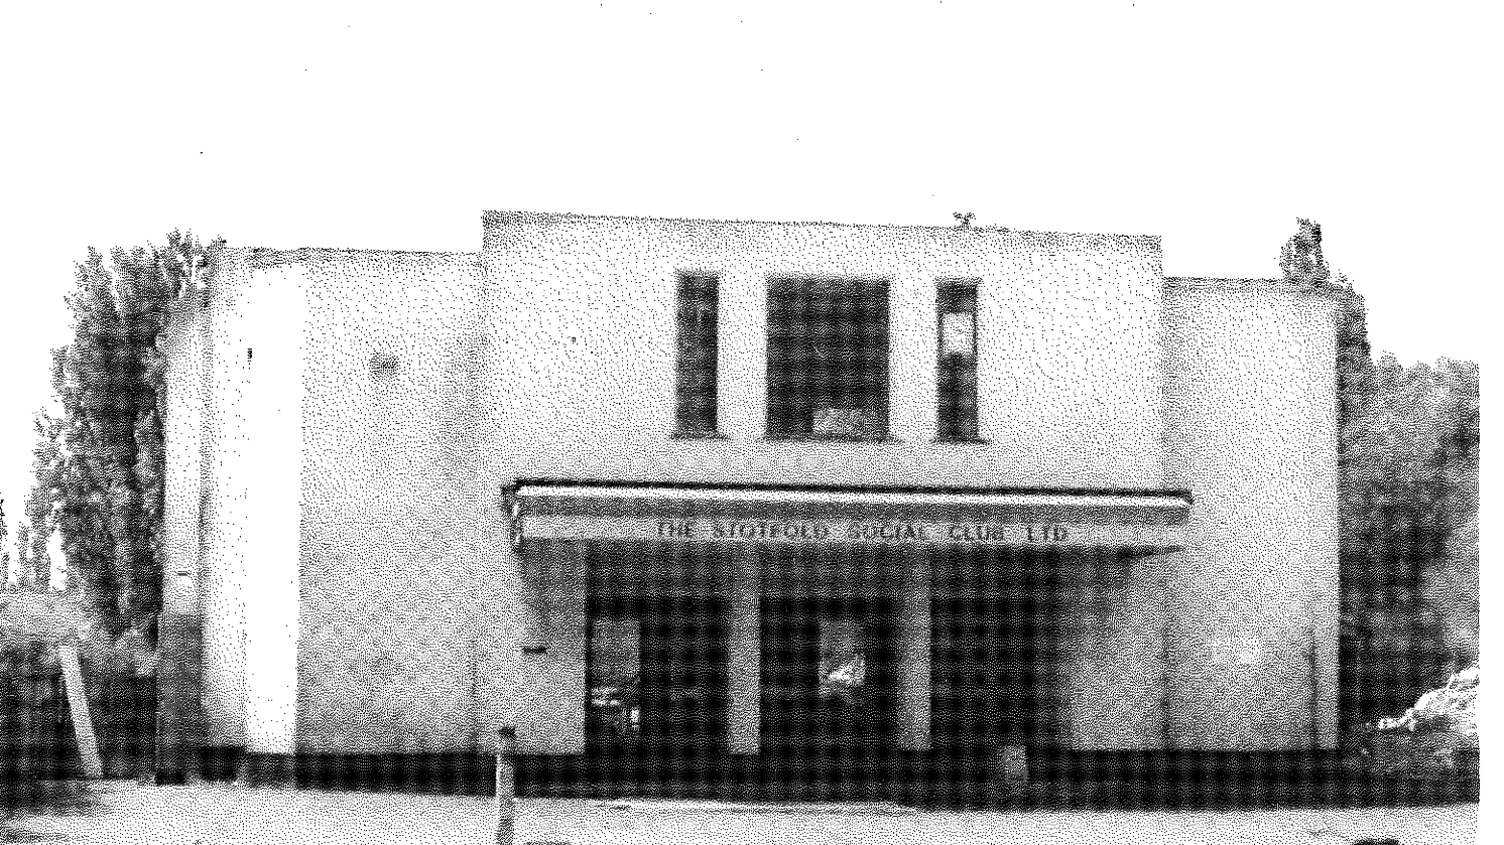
[{"left": 3, "top": 781, "right": 1478, "bottom": 845}]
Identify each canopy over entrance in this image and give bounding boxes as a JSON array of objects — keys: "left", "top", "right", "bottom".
[{"left": 505, "top": 479, "right": 1191, "bottom": 554}]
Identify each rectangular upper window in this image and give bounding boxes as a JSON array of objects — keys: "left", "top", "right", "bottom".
[
  {"left": 936, "top": 279, "right": 980, "bottom": 441},
  {"left": 674, "top": 273, "right": 719, "bottom": 436},
  {"left": 766, "top": 277, "right": 890, "bottom": 440}
]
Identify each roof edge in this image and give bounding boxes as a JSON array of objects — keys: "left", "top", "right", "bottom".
[
  {"left": 242, "top": 246, "right": 481, "bottom": 269},
  {"left": 482, "top": 210, "right": 1163, "bottom": 245},
  {"left": 508, "top": 476, "right": 1193, "bottom": 503},
  {"left": 1166, "top": 275, "right": 1349, "bottom": 300}
]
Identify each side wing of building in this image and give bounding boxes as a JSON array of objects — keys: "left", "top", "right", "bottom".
[
  {"left": 1163, "top": 277, "right": 1340, "bottom": 750},
  {"left": 165, "top": 246, "right": 500, "bottom": 769}
]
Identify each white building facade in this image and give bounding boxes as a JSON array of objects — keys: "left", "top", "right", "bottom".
[{"left": 158, "top": 212, "right": 1339, "bottom": 797}]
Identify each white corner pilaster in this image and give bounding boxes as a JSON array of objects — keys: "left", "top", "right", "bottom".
[{"left": 242, "top": 265, "right": 304, "bottom": 758}]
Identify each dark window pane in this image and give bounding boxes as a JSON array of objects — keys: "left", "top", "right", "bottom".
[
  {"left": 675, "top": 274, "right": 719, "bottom": 434},
  {"left": 766, "top": 278, "right": 889, "bottom": 439},
  {"left": 587, "top": 617, "right": 641, "bottom": 744},
  {"left": 818, "top": 619, "right": 868, "bottom": 703},
  {"left": 937, "top": 280, "right": 979, "bottom": 440}
]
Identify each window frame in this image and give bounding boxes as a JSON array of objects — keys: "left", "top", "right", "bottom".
[
  {"left": 672, "top": 272, "right": 722, "bottom": 438},
  {"left": 763, "top": 275, "right": 894, "bottom": 442},
  {"left": 935, "top": 278, "right": 984, "bottom": 443}
]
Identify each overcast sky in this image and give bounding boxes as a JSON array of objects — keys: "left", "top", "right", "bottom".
[{"left": 1, "top": 1, "right": 1497, "bottom": 541}]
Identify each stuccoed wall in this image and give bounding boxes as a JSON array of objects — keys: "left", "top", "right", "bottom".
[
  {"left": 481, "top": 212, "right": 1169, "bottom": 491},
  {"left": 1055, "top": 550, "right": 1173, "bottom": 749},
  {"left": 476, "top": 212, "right": 1179, "bottom": 755},
  {"left": 513, "top": 542, "right": 586, "bottom": 755},
  {"left": 284, "top": 248, "right": 515, "bottom": 754},
  {"left": 187, "top": 247, "right": 512, "bottom": 755},
  {"left": 186, "top": 249, "right": 309, "bottom": 755},
  {"left": 200, "top": 248, "right": 253, "bottom": 749},
  {"left": 1164, "top": 278, "right": 1339, "bottom": 750},
  {"left": 160, "top": 290, "right": 203, "bottom": 623},
  {"left": 159, "top": 262, "right": 209, "bottom": 777},
  {"left": 243, "top": 259, "right": 306, "bottom": 756}
]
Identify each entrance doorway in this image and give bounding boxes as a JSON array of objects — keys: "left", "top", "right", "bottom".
[
  {"left": 760, "top": 596, "right": 898, "bottom": 786},
  {"left": 585, "top": 596, "right": 728, "bottom": 790}
]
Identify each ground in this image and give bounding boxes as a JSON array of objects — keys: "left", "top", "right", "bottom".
[{"left": 0, "top": 781, "right": 1479, "bottom": 845}]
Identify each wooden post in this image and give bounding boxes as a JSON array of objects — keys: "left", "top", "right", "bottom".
[
  {"left": 496, "top": 727, "right": 517, "bottom": 845},
  {"left": 58, "top": 642, "right": 103, "bottom": 779}
]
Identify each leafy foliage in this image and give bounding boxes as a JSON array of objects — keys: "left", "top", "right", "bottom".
[
  {"left": 1286, "top": 217, "right": 1485, "bottom": 725},
  {"left": 0, "top": 497, "right": 8, "bottom": 580},
  {"left": 1280, "top": 217, "right": 1331, "bottom": 288},
  {"left": 40, "top": 232, "right": 222, "bottom": 643},
  {"left": 0, "top": 590, "right": 88, "bottom": 658},
  {"left": 1343, "top": 356, "right": 1479, "bottom": 686},
  {"left": 12, "top": 410, "right": 65, "bottom": 588}
]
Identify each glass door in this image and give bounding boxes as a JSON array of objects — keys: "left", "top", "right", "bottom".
[
  {"left": 586, "top": 597, "right": 728, "bottom": 785},
  {"left": 586, "top": 613, "right": 642, "bottom": 761},
  {"left": 761, "top": 597, "right": 896, "bottom": 761}
]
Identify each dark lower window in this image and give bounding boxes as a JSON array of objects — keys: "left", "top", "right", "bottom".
[
  {"left": 674, "top": 274, "right": 719, "bottom": 435},
  {"left": 587, "top": 617, "right": 642, "bottom": 745},
  {"left": 818, "top": 618, "right": 869, "bottom": 705},
  {"left": 766, "top": 277, "right": 890, "bottom": 440},
  {"left": 936, "top": 279, "right": 979, "bottom": 440}
]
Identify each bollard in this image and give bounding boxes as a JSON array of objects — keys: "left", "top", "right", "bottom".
[{"left": 496, "top": 727, "right": 517, "bottom": 845}]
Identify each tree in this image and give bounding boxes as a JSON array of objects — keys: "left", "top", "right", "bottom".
[
  {"left": 12, "top": 523, "right": 28, "bottom": 586},
  {"left": 1332, "top": 272, "right": 1381, "bottom": 720},
  {"left": 1280, "top": 219, "right": 1480, "bottom": 727},
  {"left": 16, "top": 410, "right": 65, "bottom": 590},
  {"left": 0, "top": 496, "right": 8, "bottom": 584},
  {"left": 1341, "top": 354, "right": 1479, "bottom": 721},
  {"left": 1280, "top": 217, "right": 1331, "bottom": 288},
  {"left": 49, "top": 232, "right": 220, "bottom": 641},
  {"left": 1333, "top": 274, "right": 1377, "bottom": 611},
  {"left": 1417, "top": 358, "right": 1479, "bottom": 668}
]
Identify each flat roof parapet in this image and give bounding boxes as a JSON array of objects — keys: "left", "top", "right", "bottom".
[
  {"left": 1167, "top": 276, "right": 1349, "bottom": 300},
  {"left": 481, "top": 209, "right": 1162, "bottom": 247}
]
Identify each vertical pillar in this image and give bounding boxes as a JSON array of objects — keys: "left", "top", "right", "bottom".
[
  {"left": 727, "top": 548, "right": 761, "bottom": 755},
  {"left": 719, "top": 269, "right": 765, "bottom": 439},
  {"left": 895, "top": 554, "right": 931, "bottom": 751},
  {"left": 554, "top": 546, "right": 587, "bottom": 755},
  {"left": 240, "top": 265, "right": 303, "bottom": 785},
  {"left": 1306, "top": 582, "right": 1339, "bottom": 751},
  {"left": 495, "top": 727, "right": 516, "bottom": 845},
  {"left": 1062, "top": 549, "right": 1173, "bottom": 749},
  {"left": 516, "top": 543, "right": 586, "bottom": 755},
  {"left": 890, "top": 271, "right": 936, "bottom": 441},
  {"left": 473, "top": 522, "right": 523, "bottom": 756},
  {"left": 156, "top": 294, "right": 207, "bottom": 784}
]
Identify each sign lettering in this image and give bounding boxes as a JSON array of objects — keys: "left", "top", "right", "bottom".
[
  {"left": 657, "top": 520, "right": 695, "bottom": 538},
  {"left": 521, "top": 516, "right": 1163, "bottom": 548}
]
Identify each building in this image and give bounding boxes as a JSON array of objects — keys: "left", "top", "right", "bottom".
[{"left": 157, "top": 212, "right": 1339, "bottom": 799}]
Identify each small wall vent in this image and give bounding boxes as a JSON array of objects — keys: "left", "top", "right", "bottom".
[{"left": 370, "top": 351, "right": 401, "bottom": 376}]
